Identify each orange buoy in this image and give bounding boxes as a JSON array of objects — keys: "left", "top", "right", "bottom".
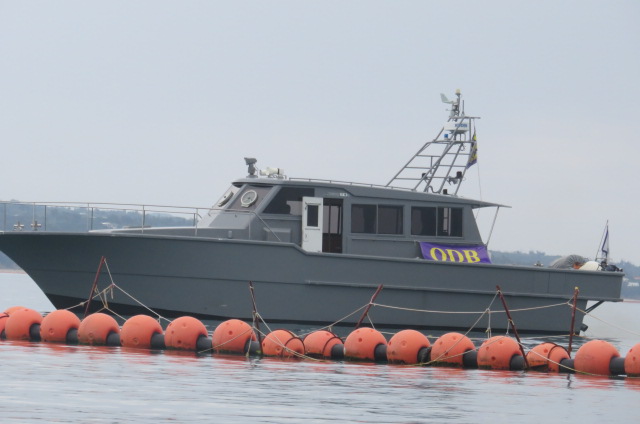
[
  {"left": 211, "top": 319, "right": 257, "bottom": 354},
  {"left": 430, "top": 332, "right": 475, "bottom": 367},
  {"left": 574, "top": 339, "right": 620, "bottom": 376},
  {"left": 303, "top": 330, "right": 343, "bottom": 359},
  {"left": 343, "top": 328, "right": 387, "bottom": 362},
  {"left": 0, "top": 313, "right": 9, "bottom": 339},
  {"left": 477, "top": 336, "right": 522, "bottom": 370},
  {"left": 121, "top": 315, "right": 164, "bottom": 349},
  {"left": 40, "top": 310, "right": 81, "bottom": 343},
  {"left": 78, "top": 313, "right": 120, "bottom": 346},
  {"left": 1, "top": 306, "right": 26, "bottom": 338},
  {"left": 4, "top": 307, "right": 43, "bottom": 341},
  {"left": 262, "top": 329, "right": 304, "bottom": 358},
  {"left": 625, "top": 343, "right": 640, "bottom": 377},
  {"left": 526, "top": 342, "right": 570, "bottom": 372},
  {"left": 4, "top": 305, "right": 26, "bottom": 315},
  {"left": 387, "top": 330, "right": 431, "bottom": 365},
  {"left": 164, "top": 316, "right": 208, "bottom": 351}
]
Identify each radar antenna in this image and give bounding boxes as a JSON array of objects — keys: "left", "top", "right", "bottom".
[{"left": 386, "top": 89, "right": 480, "bottom": 194}]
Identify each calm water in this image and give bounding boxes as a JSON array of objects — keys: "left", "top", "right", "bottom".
[{"left": 1, "top": 272, "right": 640, "bottom": 423}]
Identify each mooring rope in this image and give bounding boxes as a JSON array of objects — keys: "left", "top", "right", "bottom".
[
  {"left": 575, "top": 306, "right": 640, "bottom": 338},
  {"left": 296, "top": 304, "right": 369, "bottom": 338},
  {"left": 371, "top": 300, "right": 569, "bottom": 315}
]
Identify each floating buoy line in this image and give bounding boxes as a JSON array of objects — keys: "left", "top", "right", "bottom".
[{"left": 1, "top": 258, "right": 639, "bottom": 378}]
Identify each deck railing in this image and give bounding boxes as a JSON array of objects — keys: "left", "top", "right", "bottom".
[
  {"left": 0, "top": 201, "right": 204, "bottom": 234},
  {"left": 0, "top": 201, "right": 284, "bottom": 242}
]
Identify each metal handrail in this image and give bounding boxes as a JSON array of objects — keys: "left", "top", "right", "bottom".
[
  {"left": 0, "top": 201, "right": 283, "bottom": 242},
  {"left": 0, "top": 200, "right": 206, "bottom": 233}
]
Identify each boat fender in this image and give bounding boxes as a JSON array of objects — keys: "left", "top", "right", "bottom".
[
  {"left": 477, "top": 336, "right": 522, "bottom": 371},
  {"left": 196, "top": 335, "right": 212, "bottom": 352},
  {"left": 344, "top": 328, "right": 387, "bottom": 362},
  {"left": 121, "top": 315, "right": 164, "bottom": 349},
  {"left": 106, "top": 332, "right": 121, "bottom": 347},
  {"left": 39, "top": 309, "right": 81, "bottom": 343},
  {"left": 624, "top": 343, "right": 640, "bottom": 377},
  {"left": 417, "top": 346, "right": 432, "bottom": 364},
  {"left": 387, "top": 330, "right": 431, "bottom": 365},
  {"left": 4, "top": 308, "right": 43, "bottom": 342},
  {"left": 164, "top": 316, "right": 208, "bottom": 351},
  {"left": 374, "top": 344, "right": 388, "bottom": 362},
  {"left": 462, "top": 349, "right": 478, "bottom": 369},
  {"left": 509, "top": 355, "right": 525, "bottom": 371},
  {"left": 29, "top": 323, "right": 42, "bottom": 342},
  {"left": 559, "top": 358, "right": 575, "bottom": 373},
  {"left": 78, "top": 313, "right": 121, "bottom": 346},
  {"left": 330, "top": 343, "right": 345, "bottom": 360},
  {"left": 302, "top": 330, "right": 343, "bottom": 359},
  {"left": 262, "top": 329, "right": 304, "bottom": 358},
  {"left": 574, "top": 340, "right": 620, "bottom": 376},
  {"left": 609, "top": 357, "right": 626, "bottom": 376},
  {"left": 150, "top": 332, "right": 166, "bottom": 350},
  {"left": 525, "top": 343, "right": 570, "bottom": 372},
  {"left": 211, "top": 319, "right": 257, "bottom": 355},
  {"left": 66, "top": 328, "right": 79, "bottom": 344},
  {"left": 430, "top": 332, "right": 476, "bottom": 367},
  {"left": 245, "top": 339, "right": 262, "bottom": 356}
]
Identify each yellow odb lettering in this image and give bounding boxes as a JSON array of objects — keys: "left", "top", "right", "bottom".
[
  {"left": 446, "top": 249, "right": 464, "bottom": 262},
  {"left": 463, "top": 250, "right": 481, "bottom": 263},
  {"left": 430, "top": 247, "right": 447, "bottom": 261},
  {"left": 430, "top": 247, "right": 481, "bottom": 263}
]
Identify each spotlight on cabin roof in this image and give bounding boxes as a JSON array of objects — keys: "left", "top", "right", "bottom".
[{"left": 244, "top": 157, "right": 257, "bottom": 177}]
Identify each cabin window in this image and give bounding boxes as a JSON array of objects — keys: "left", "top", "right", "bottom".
[
  {"left": 411, "top": 206, "right": 463, "bottom": 237},
  {"left": 263, "top": 187, "right": 314, "bottom": 215},
  {"left": 437, "top": 207, "right": 463, "bottom": 237},
  {"left": 351, "top": 204, "right": 376, "bottom": 233},
  {"left": 307, "top": 204, "right": 319, "bottom": 227},
  {"left": 227, "top": 185, "right": 272, "bottom": 211},
  {"left": 411, "top": 207, "right": 437, "bottom": 236},
  {"left": 214, "top": 185, "right": 240, "bottom": 209},
  {"left": 378, "top": 205, "right": 403, "bottom": 234},
  {"left": 351, "top": 204, "right": 403, "bottom": 235}
]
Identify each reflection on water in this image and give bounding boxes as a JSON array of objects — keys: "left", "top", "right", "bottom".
[{"left": 1, "top": 272, "right": 640, "bottom": 422}]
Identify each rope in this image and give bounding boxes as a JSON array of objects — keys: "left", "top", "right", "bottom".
[
  {"left": 247, "top": 313, "right": 324, "bottom": 362},
  {"left": 418, "top": 304, "right": 499, "bottom": 366},
  {"left": 576, "top": 306, "right": 640, "bottom": 338},
  {"left": 296, "top": 304, "right": 368, "bottom": 338},
  {"left": 371, "top": 300, "right": 568, "bottom": 315},
  {"left": 197, "top": 326, "right": 256, "bottom": 355}
]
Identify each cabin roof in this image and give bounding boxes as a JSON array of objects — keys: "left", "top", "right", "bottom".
[{"left": 231, "top": 177, "right": 509, "bottom": 209}]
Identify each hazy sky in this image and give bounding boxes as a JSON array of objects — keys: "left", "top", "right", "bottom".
[{"left": 1, "top": 1, "right": 639, "bottom": 264}]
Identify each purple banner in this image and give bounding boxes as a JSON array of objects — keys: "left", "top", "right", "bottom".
[{"left": 419, "top": 242, "right": 491, "bottom": 264}]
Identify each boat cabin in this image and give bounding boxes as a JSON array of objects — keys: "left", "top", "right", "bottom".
[{"left": 195, "top": 176, "right": 500, "bottom": 260}]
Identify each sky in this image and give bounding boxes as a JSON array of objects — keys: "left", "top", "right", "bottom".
[{"left": 1, "top": 1, "right": 639, "bottom": 264}]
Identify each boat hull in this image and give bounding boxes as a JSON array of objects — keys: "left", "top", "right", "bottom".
[{"left": 0, "top": 232, "right": 623, "bottom": 334}]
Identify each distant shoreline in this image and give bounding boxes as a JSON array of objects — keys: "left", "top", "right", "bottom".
[{"left": 0, "top": 269, "right": 25, "bottom": 274}]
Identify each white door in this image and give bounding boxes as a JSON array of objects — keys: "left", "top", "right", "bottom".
[{"left": 302, "top": 197, "right": 323, "bottom": 252}]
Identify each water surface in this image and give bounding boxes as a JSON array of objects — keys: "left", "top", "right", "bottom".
[{"left": 1, "top": 272, "right": 639, "bottom": 423}]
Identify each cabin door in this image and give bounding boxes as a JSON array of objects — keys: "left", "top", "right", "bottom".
[
  {"left": 302, "top": 197, "right": 323, "bottom": 252},
  {"left": 322, "top": 198, "right": 343, "bottom": 253}
]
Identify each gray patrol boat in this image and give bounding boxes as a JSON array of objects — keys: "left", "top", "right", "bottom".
[{"left": 0, "top": 91, "right": 623, "bottom": 334}]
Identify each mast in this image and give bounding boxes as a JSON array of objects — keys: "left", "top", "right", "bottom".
[
  {"left": 386, "top": 89, "right": 480, "bottom": 194},
  {"left": 595, "top": 221, "right": 610, "bottom": 267}
]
